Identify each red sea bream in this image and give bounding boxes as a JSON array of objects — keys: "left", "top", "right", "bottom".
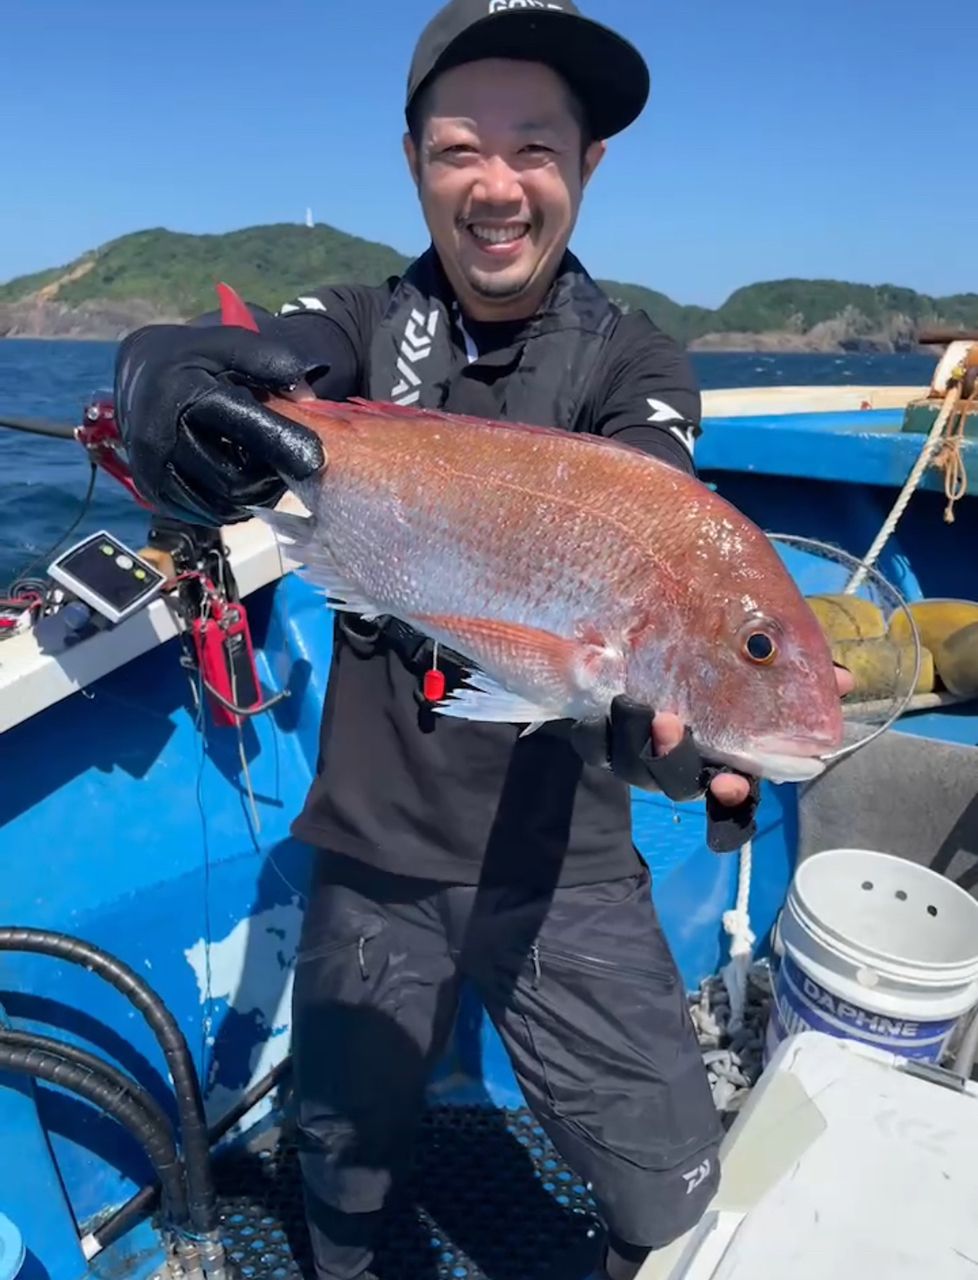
[{"left": 253, "top": 391, "right": 845, "bottom": 783}]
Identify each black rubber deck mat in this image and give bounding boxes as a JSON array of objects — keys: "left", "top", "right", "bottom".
[{"left": 213, "top": 1105, "right": 604, "bottom": 1280}]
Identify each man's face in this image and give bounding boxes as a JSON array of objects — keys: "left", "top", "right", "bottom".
[{"left": 404, "top": 58, "right": 606, "bottom": 322}]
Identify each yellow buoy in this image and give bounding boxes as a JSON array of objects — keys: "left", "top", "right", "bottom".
[
  {"left": 888, "top": 599, "right": 978, "bottom": 648},
  {"left": 929, "top": 621, "right": 978, "bottom": 697},
  {"left": 807, "top": 594, "right": 887, "bottom": 642},
  {"left": 888, "top": 599, "right": 978, "bottom": 696},
  {"left": 830, "top": 637, "right": 934, "bottom": 699}
]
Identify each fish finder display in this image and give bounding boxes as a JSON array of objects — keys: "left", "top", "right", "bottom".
[{"left": 47, "top": 531, "right": 167, "bottom": 624}]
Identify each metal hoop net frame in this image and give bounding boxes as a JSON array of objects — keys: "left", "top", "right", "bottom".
[{"left": 765, "top": 533, "right": 922, "bottom": 769}]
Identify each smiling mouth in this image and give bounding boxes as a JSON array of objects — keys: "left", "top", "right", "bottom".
[{"left": 466, "top": 222, "right": 531, "bottom": 246}]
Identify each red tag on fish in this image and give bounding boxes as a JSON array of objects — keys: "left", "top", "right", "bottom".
[{"left": 423, "top": 668, "right": 446, "bottom": 703}]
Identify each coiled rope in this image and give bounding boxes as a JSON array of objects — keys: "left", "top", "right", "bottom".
[
  {"left": 845, "top": 379, "right": 964, "bottom": 594},
  {"left": 933, "top": 380, "right": 976, "bottom": 523}
]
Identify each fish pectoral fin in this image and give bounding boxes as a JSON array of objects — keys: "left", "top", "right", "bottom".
[
  {"left": 250, "top": 506, "right": 384, "bottom": 622},
  {"left": 435, "top": 671, "right": 562, "bottom": 726},
  {"left": 520, "top": 720, "right": 549, "bottom": 738},
  {"left": 411, "top": 613, "right": 623, "bottom": 725},
  {"left": 247, "top": 505, "right": 314, "bottom": 544}
]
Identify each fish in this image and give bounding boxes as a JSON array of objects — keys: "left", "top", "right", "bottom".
[{"left": 216, "top": 283, "right": 845, "bottom": 783}]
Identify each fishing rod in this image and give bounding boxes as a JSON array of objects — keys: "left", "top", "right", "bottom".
[
  {"left": 0, "top": 395, "right": 147, "bottom": 608},
  {"left": 0, "top": 396, "right": 151, "bottom": 508},
  {"left": 0, "top": 413, "right": 77, "bottom": 440},
  {"left": 2, "top": 379, "right": 282, "bottom": 732}
]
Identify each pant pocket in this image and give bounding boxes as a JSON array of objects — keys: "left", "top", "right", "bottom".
[
  {"left": 531, "top": 939, "right": 677, "bottom": 988},
  {"left": 291, "top": 892, "right": 459, "bottom": 1218},
  {"left": 507, "top": 942, "right": 719, "bottom": 1173},
  {"left": 292, "top": 922, "right": 414, "bottom": 1217}
]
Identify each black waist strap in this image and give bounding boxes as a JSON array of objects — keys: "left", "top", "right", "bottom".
[{"left": 337, "top": 612, "right": 473, "bottom": 689}]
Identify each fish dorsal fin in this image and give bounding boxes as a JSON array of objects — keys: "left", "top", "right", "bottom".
[
  {"left": 285, "top": 395, "right": 643, "bottom": 459},
  {"left": 343, "top": 397, "right": 646, "bottom": 458},
  {"left": 346, "top": 396, "right": 571, "bottom": 439}
]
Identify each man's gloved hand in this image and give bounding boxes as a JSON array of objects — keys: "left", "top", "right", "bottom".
[
  {"left": 114, "top": 323, "right": 327, "bottom": 526},
  {"left": 569, "top": 695, "right": 760, "bottom": 854},
  {"left": 570, "top": 664, "right": 855, "bottom": 854}
]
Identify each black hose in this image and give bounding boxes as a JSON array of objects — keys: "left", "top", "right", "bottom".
[
  {"left": 0, "top": 1043, "right": 188, "bottom": 1227},
  {"left": 89, "top": 1054, "right": 293, "bottom": 1253},
  {"left": 208, "top": 1052, "right": 292, "bottom": 1145},
  {"left": 0, "top": 1029, "right": 178, "bottom": 1162},
  {"left": 0, "top": 927, "right": 216, "bottom": 1235}
]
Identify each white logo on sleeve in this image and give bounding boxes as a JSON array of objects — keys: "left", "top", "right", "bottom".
[
  {"left": 647, "top": 397, "right": 698, "bottom": 456},
  {"left": 279, "top": 296, "right": 328, "bottom": 316}
]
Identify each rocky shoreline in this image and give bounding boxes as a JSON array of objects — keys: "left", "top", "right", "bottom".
[
  {"left": 0, "top": 297, "right": 182, "bottom": 342},
  {"left": 687, "top": 331, "right": 923, "bottom": 354},
  {"left": 0, "top": 297, "right": 921, "bottom": 353},
  {"left": 686, "top": 306, "right": 926, "bottom": 354},
  {"left": 4, "top": 221, "right": 974, "bottom": 354}
]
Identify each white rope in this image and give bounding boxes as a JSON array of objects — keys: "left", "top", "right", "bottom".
[
  {"left": 721, "top": 839, "right": 755, "bottom": 1032},
  {"left": 722, "top": 838, "right": 754, "bottom": 957},
  {"left": 844, "top": 384, "right": 962, "bottom": 595}
]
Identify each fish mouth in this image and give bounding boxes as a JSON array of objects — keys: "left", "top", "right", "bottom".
[{"left": 706, "top": 734, "right": 837, "bottom": 784}]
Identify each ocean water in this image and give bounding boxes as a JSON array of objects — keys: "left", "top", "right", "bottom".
[{"left": 0, "top": 339, "right": 938, "bottom": 587}]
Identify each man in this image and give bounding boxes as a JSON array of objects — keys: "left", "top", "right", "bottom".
[{"left": 114, "top": 3, "right": 849, "bottom": 1276}]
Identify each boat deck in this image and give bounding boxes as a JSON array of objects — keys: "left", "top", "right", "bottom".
[
  {"left": 161, "top": 968, "right": 767, "bottom": 1280},
  {"left": 209, "top": 1104, "right": 602, "bottom": 1280}
]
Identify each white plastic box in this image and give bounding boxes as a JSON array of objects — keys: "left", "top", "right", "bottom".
[{"left": 638, "top": 1031, "right": 978, "bottom": 1279}]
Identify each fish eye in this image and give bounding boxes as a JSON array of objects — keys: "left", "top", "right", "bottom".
[{"left": 743, "top": 630, "right": 777, "bottom": 664}]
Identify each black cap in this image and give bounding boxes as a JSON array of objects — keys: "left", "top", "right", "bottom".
[{"left": 406, "top": 0, "right": 650, "bottom": 142}]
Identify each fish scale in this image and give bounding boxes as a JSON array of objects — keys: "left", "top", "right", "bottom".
[
  {"left": 310, "top": 436, "right": 648, "bottom": 637},
  {"left": 256, "top": 392, "right": 844, "bottom": 780}
]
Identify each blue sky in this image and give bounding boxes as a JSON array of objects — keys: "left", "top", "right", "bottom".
[{"left": 1, "top": 0, "right": 974, "bottom": 308}]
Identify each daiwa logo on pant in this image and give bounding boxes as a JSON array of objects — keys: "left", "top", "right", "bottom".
[
  {"left": 681, "top": 1159, "right": 711, "bottom": 1195},
  {"left": 391, "top": 308, "right": 439, "bottom": 406}
]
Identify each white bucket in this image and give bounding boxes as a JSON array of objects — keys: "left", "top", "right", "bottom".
[
  {"left": 0, "top": 1213, "right": 24, "bottom": 1280},
  {"left": 765, "top": 847, "right": 978, "bottom": 1064}
]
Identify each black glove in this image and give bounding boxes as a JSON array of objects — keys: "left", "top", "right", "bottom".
[
  {"left": 114, "top": 322, "right": 327, "bottom": 525},
  {"left": 569, "top": 695, "right": 760, "bottom": 854}
]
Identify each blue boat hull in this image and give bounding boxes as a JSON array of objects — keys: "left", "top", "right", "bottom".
[{"left": 2, "top": 401, "right": 976, "bottom": 1277}]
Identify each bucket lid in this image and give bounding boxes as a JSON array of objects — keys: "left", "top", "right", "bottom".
[
  {"left": 791, "top": 848, "right": 978, "bottom": 977},
  {"left": 0, "top": 1213, "right": 24, "bottom": 1280}
]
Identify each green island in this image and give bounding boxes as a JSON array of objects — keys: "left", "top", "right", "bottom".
[{"left": 1, "top": 222, "right": 975, "bottom": 352}]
